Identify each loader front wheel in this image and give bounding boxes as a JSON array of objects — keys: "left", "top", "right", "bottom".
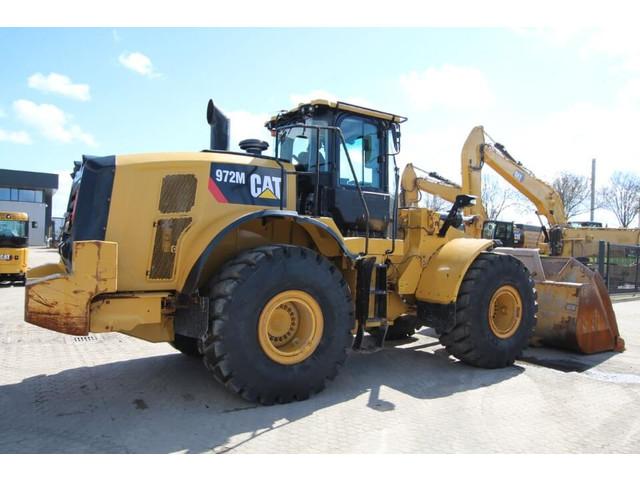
[
  {"left": 202, "top": 245, "right": 353, "bottom": 405},
  {"left": 439, "top": 253, "right": 536, "bottom": 368},
  {"left": 170, "top": 334, "right": 202, "bottom": 357}
]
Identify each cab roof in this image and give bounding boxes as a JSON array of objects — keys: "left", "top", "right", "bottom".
[
  {"left": 1, "top": 211, "right": 28, "bottom": 221},
  {"left": 268, "top": 99, "right": 408, "bottom": 125}
]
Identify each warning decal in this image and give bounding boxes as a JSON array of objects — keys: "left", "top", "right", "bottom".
[{"left": 209, "top": 163, "right": 285, "bottom": 207}]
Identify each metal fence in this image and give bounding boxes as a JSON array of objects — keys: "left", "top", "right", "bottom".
[{"left": 597, "top": 241, "right": 640, "bottom": 294}]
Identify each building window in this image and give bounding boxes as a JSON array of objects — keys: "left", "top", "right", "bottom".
[
  {"left": 0, "top": 187, "right": 44, "bottom": 203},
  {"left": 18, "top": 189, "right": 36, "bottom": 202}
]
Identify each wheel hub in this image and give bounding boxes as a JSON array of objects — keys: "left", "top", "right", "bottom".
[
  {"left": 258, "top": 290, "right": 324, "bottom": 365},
  {"left": 488, "top": 285, "right": 523, "bottom": 339}
]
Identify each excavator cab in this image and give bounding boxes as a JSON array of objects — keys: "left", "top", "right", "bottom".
[
  {"left": 482, "top": 220, "right": 516, "bottom": 247},
  {"left": 266, "top": 100, "right": 406, "bottom": 238}
]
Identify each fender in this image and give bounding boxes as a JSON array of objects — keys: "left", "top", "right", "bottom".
[
  {"left": 181, "top": 209, "right": 356, "bottom": 294},
  {"left": 415, "top": 238, "right": 494, "bottom": 304}
]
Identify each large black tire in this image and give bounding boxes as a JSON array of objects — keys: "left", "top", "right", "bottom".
[
  {"left": 369, "top": 314, "right": 418, "bottom": 341},
  {"left": 202, "top": 245, "right": 354, "bottom": 405},
  {"left": 439, "top": 253, "right": 537, "bottom": 368},
  {"left": 170, "top": 334, "right": 202, "bottom": 357}
]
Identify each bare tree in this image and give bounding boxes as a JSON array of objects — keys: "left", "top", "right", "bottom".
[
  {"left": 600, "top": 171, "right": 640, "bottom": 227},
  {"left": 552, "top": 171, "right": 590, "bottom": 219},
  {"left": 421, "top": 192, "right": 451, "bottom": 212},
  {"left": 482, "top": 173, "right": 519, "bottom": 220}
]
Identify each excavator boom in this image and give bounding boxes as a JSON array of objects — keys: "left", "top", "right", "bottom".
[{"left": 461, "top": 126, "right": 567, "bottom": 226}]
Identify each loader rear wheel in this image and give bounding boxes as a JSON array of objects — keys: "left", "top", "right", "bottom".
[
  {"left": 439, "top": 253, "right": 537, "bottom": 368},
  {"left": 202, "top": 245, "right": 353, "bottom": 405}
]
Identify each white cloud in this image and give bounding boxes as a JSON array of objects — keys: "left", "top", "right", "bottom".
[
  {"left": 28, "top": 72, "right": 91, "bottom": 101},
  {"left": 515, "top": 27, "right": 640, "bottom": 73},
  {"left": 581, "top": 27, "right": 640, "bottom": 72},
  {"left": 52, "top": 169, "right": 74, "bottom": 218},
  {"left": 399, "top": 65, "right": 495, "bottom": 110},
  {"left": 13, "top": 99, "right": 96, "bottom": 146},
  {"left": 118, "top": 51, "right": 159, "bottom": 77},
  {"left": 289, "top": 90, "right": 372, "bottom": 109},
  {"left": 0, "top": 128, "right": 32, "bottom": 144},
  {"left": 226, "top": 110, "right": 272, "bottom": 153}
]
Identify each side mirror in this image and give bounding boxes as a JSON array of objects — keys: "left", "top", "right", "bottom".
[
  {"left": 389, "top": 123, "right": 401, "bottom": 154},
  {"left": 438, "top": 194, "right": 477, "bottom": 237},
  {"left": 455, "top": 194, "right": 476, "bottom": 209},
  {"left": 31, "top": 221, "right": 38, "bottom": 229}
]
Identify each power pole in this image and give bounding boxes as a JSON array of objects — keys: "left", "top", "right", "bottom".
[{"left": 590, "top": 158, "right": 596, "bottom": 222}]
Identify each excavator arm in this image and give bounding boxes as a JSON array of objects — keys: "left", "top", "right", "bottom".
[
  {"left": 400, "top": 163, "right": 464, "bottom": 206},
  {"left": 461, "top": 126, "right": 568, "bottom": 226}
]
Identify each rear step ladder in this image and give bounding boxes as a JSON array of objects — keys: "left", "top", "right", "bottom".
[{"left": 353, "top": 258, "right": 388, "bottom": 352}]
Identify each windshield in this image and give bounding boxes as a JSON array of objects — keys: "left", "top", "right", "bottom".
[
  {"left": 482, "top": 221, "right": 497, "bottom": 239},
  {"left": 276, "top": 119, "right": 330, "bottom": 173},
  {"left": 0, "top": 220, "right": 27, "bottom": 238},
  {"left": 0, "top": 220, "right": 28, "bottom": 247}
]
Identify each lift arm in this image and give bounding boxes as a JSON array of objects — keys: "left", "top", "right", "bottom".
[
  {"left": 461, "top": 126, "right": 568, "bottom": 226},
  {"left": 400, "top": 163, "right": 465, "bottom": 207}
]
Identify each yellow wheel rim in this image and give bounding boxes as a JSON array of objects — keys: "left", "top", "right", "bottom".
[
  {"left": 258, "top": 290, "right": 324, "bottom": 365},
  {"left": 488, "top": 285, "right": 523, "bottom": 339}
]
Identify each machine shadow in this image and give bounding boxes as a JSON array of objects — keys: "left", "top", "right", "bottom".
[
  {"left": 0, "top": 334, "right": 523, "bottom": 454},
  {"left": 519, "top": 346, "right": 617, "bottom": 372}
]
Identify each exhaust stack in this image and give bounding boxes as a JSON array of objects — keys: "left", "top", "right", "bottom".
[{"left": 206, "top": 99, "right": 229, "bottom": 151}]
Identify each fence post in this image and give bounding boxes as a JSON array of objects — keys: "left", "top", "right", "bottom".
[
  {"left": 597, "top": 240, "right": 606, "bottom": 278},
  {"left": 635, "top": 246, "right": 639, "bottom": 293}
]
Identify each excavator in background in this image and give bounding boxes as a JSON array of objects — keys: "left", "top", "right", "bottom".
[
  {"left": 400, "top": 164, "right": 545, "bottom": 249},
  {"left": 403, "top": 126, "right": 640, "bottom": 260}
]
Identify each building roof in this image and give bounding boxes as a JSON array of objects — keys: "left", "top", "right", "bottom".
[{"left": 0, "top": 168, "right": 58, "bottom": 193}]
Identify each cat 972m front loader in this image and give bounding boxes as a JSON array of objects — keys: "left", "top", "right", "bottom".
[{"left": 24, "top": 99, "right": 622, "bottom": 404}]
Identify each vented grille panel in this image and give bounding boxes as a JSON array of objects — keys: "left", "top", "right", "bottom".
[
  {"left": 159, "top": 174, "right": 197, "bottom": 213},
  {"left": 149, "top": 217, "right": 192, "bottom": 279}
]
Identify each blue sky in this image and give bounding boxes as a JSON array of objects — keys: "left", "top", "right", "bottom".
[{"left": 1, "top": 28, "right": 639, "bottom": 224}]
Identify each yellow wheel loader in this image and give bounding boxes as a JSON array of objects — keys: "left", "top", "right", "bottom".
[
  {"left": 0, "top": 211, "right": 29, "bottom": 285},
  {"left": 24, "top": 99, "right": 619, "bottom": 404}
]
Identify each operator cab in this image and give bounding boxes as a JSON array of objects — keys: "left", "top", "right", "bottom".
[
  {"left": 0, "top": 212, "right": 29, "bottom": 248},
  {"left": 482, "top": 220, "right": 544, "bottom": 248},
  {"left": 482, "top": 220, "right": 515, "bottom": 247},
  {"left": 266, "top": 100, "right": 407, "bottom": 238}
]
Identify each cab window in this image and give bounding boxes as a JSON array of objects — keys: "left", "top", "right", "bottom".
[
  {"left": 277, "top": 120, "right": 330, "bottom": 173},
  {"left": 338, "top": 116, "right": 382, "bottom": 189}
]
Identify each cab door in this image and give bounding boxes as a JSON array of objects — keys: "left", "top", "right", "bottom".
[{"left": 329, "top": 114, "right": 390, "bottom": 236}]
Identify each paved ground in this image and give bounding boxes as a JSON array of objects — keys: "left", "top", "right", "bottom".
[{"left": 1, "top": 248, "right": 639, "bottom": 453}]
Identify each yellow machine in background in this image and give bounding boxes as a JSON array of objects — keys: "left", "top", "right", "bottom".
[
  {"left": 410, "top": 126, "right": 640, "bottom": 259},
  {"left": 0, "top": 211, "right": 29, "bottom": 284},
  {"left": 23, "top": 99, "right": 624, "bottom": 404}
]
